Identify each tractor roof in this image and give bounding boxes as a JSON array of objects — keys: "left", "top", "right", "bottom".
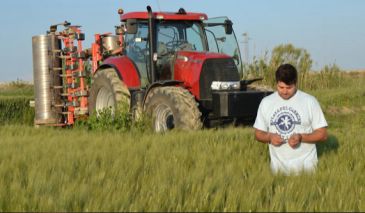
[{"left": 121, "top": 11, "right": 208, "bottom": 21}]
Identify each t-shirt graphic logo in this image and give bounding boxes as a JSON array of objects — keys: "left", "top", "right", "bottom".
[
  {"left": 270, "top": 106, "right": 301, "bottom": 139},
  {"left": 276, "top": 113, "right": 295, "bottom": 133}
]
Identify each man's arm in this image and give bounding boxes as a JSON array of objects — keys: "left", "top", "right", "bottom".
[
  {"left": 255, "top": 129, "right": 285, "bottom": 146},
  {"left": 301, "top": 127, "right": 328, "bottom": 143},
  {"left": 288, "top": 127, "right": 328, "bottom": 148}
]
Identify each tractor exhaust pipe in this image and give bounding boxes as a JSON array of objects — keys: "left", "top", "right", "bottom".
[{"left": 147, "top": 6, "right": 157, "bottom": 83}]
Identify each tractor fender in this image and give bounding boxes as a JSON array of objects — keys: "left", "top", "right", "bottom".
[
  {"left": 142, "top": 80, "right": 183, "bottom": 106},
  {"left": 96, "top": 56, "right": 141, "bottom": 89},
  {"left": 95, "top": 64, "right": 123, "bottom": 80}
]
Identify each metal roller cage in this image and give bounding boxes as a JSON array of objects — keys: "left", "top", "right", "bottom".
[{"left": 32, "top": 35, "right": 60, "bottom": 125}]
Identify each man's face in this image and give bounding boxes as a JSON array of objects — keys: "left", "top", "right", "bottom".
[{"left": 277, "top": 81, "right": 297, "bottom": 100}]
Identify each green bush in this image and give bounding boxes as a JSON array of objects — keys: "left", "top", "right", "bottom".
[{"left": 75, "top": 102, "right": 152, "bottom": 133}]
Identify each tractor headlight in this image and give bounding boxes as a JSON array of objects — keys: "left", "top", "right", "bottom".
[{"left": 211, "top": 81, "right": 240, "bottom": 91}]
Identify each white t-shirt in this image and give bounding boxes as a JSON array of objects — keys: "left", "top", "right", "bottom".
[{"left": 254, "top": 90, "right": 328, "bottom": 174}]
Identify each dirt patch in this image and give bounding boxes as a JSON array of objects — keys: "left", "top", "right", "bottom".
[
  {"left": 326, "top": 106, "right": 363, "bottom": 115},
  {"left": 0, "top": 83, "right": 9, "bottom": 90},
  {"left": 341, "top": 106, "right": 354, "bottom": 114},
  {"left": 345, "top": 70, "right": 365, "bottom": 78}
]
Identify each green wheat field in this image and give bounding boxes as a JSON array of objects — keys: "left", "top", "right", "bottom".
[{"left": 0, "top": 72, "right": 364, "bottom": 211}]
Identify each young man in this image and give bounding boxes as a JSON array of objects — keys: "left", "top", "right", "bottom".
[{"left": 253, "top": 64, "right": 328, "bottom": 174}]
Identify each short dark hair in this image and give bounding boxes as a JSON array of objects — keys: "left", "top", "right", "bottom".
[{"left": 275, "top": 64, "right": 298, "bottom": 85}]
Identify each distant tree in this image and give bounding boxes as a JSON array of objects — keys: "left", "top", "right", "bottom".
[
  {"left": 243, "top": 44, "right": 313, "bottom": 89},
  {"left": 269, "top": 44, "right": 312, "bottom": 88}
]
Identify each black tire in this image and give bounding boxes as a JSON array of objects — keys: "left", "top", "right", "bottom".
[
  {"left": 88, "top": 68, "right": 130, "bottom": 115},
  {"left": 144, "top": 86, "right": 202, "bottom": 132}
]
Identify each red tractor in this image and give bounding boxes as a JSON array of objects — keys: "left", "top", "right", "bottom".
[{"left": 32, "top": 6, "right": 271, "bottom": 131}]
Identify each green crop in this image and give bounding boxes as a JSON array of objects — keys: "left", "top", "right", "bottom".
[
  {"left": 0, "top": 120, "right": 364, "bottom": 211},
  {"left": 0, "top": 98, "right": 34, "bottom": 125},
  {"left": 0, "top": 64, "right": 364, "bottom": 211}
]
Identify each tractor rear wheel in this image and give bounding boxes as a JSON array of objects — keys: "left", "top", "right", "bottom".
[
  {"left": 144, "top": 86, "right": 202, "bottom": 132},
  {"left": 88, "top": 68, "right": 130, "bottom": 115}
]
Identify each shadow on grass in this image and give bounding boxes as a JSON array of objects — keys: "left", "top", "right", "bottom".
[{"left": 317, "top": 134, "right": 339, "bottom": 158}]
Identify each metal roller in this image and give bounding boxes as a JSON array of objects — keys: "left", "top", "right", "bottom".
[
  {"left": 102, "top": 35, "right": 120, "bottom": 52},
  {"left": 48, "top": 33, "right": 63, "bottom": 120},
  {"left": 32, "top": 35, "right": 58, "bottom": 124}
]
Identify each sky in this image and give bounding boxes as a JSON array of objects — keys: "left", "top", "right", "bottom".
[{"left": 0, "top": 0, "right": 364, "bottom": 82}]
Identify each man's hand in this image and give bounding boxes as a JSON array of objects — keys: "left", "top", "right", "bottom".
[
  {"left": 255, "top": 129, "right": 284, "bottom": 146},
  {"left": 288, "top": 133, "right": 302, "bottom": 149},
  {"left": 269, "top": 133, "right": 285, "bottom": 146}
]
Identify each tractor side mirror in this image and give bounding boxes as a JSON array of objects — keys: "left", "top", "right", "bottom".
[
  {"left": 233, "top": 48, "right": 240, "bottom": 65},
  {"left": 224, "top": 19, "right": 233, "bottom": 35},
  {"left": 126, "top": 19, "right": 137, "bottom": 34},
  {"left": 233, "top": 54, "right": 240, "bottom": 65}
]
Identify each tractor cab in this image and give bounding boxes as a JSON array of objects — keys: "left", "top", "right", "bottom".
[{"left": 120, "top": 8, "right": 242, "bottom": 88}]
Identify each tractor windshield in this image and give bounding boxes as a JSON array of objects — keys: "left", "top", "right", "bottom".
[
  {"left": 204, "top": 17, "right": 242, "bottom": 71},
  {"left": 156, "top": 21, "right": 206, "bottom": 55}
]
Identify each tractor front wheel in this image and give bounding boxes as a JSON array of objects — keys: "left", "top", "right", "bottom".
[
  {"left": 144, "top": 86, "right": 202, "bottom": 132},
  {"left": 88, "top": 68, "right": 130, "bottom": 116}
]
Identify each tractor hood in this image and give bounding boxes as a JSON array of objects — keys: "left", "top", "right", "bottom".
[{"left": 174, "top": 51, "right": 240, "bottom": 100}]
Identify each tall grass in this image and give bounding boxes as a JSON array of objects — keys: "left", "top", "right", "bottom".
[
  {"left": 0, "top": 52, "right": 364, "bottom": 211},
  {"left": 0, "top": 81, "right": 34, "bottom": 125},
  {"left": 0, "top": 80, "right": 33, "bottom": 98},
  {"left": 0, "top": 75, "right": 364, "bottom": 211},
  {"left": 0, "top": 98, "right": 34, "bottom": 125},
  {"left": 0, "top": 120, "right": 364, "bottom": 211}
]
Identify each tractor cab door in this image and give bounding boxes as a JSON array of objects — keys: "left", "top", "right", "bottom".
[
  {"left": 204, "top": 17, "right": 242, "bottom": 74},
  {"left": 124, "top": 21, "right": 150, "bottom": 88}
]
